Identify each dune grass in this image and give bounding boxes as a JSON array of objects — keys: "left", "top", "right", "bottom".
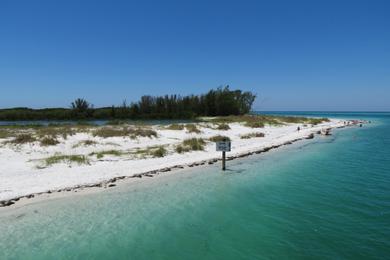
[
  {"left": 240, "top": 132, "right": 265, "bottom": 139},
  {"left": 185, "top": 124, "right": 201, "bottom": 134},
  {"left": 44, "top": 154, "right": 89, "bottom": 166},
  {"left": 36, "top": 127, "right": 76, "bottom": 140},
  {"left": 208, "top": 115, "right": 329, "bottom": 127},
  {"left": 151, "top": 146, "right": 167, "bottom": 157},
  {"left": 93, "top": 127, "right": 157, "bottom": 139},
  {"left": 209, "top": 135, "right": 230, "bottom": 142},
  {"left": 93, "top": 127, "right": 131, "bottom": 138},
  {"left": 166, "top": 124, "right": 185, "bottom": 130},
  {"left": 244, "top": 121, "right": 265, "bottom": 128},
  {"left": 0, "top": 130, "right": 13, "bottom": 139},
  {"left": 216, "top": 123, "right": 230, "bottom": 130},
  {"left": 8, "top": 134, "right": 36, "bottom": 144},
  {"left": 90, "top": 150, "right": 123, "bottom": 159},
  {"left": 40, "top": 136, "right": 60, "bottom": 146},
  {"left": 176, "top": 138, "right": 206, "bottom": 153},
  {"left": 133, "top": 145, "right": 168, "bottom": 158},
  {"left": 72, "top": 140, "right": 98, "bottom": 148}
]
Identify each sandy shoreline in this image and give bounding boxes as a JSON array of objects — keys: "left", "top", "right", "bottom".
[{"left": 0, "top": 119, "right": 358, "bottom": 208}]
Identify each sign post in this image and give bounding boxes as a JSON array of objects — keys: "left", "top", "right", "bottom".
[{"left": 216, "top": 139, "right": 231, "bottom": 171}]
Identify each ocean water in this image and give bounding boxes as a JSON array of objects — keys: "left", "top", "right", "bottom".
[{"left": 0, "top": 112, "right": 389, "bottom": 259}]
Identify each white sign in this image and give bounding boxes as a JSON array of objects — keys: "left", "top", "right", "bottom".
[{"left": 216, "top": 141, "right": 231, "bottom": 152}]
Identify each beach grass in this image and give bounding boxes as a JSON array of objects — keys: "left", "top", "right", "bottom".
[
  {"left": 240, "top": 132, "right": 265, "bottom": 139},
  {"left": 90, "top": 150, "right": 123, "bottom": 159},
  {"left": 0, "top": 130, "right": 13, "bottom": 139},
  {"left": 40, "top": 136, "right": 60, "bottom": 146},
  {"left": 44, "top": 154, "right": 89, "bottom": 166},
  {"left": 244, "top": 121, "right": 265, "bottom": 128},
  {"left": 185, "top": 124, "right": 201, "bottom": 134},
  {"left": 93, "top": 127, "right": 157, "bottom": 139},
  {"left": 208, "top": 115, "right": 329, "bottom": 127},
  {"left": 72, "top": 140, "right": 98, "bottom": 148},
  {"left": 209, "top": 135, "right": 231, "bottom": 142},
  {"left": 151, "top": 146, "right": 167, "bottom": 157},
  {"left": 216, "top": 123, "right": 230, "bottom": 130},
  {"left": 166, "top": 124, "right": 185, "bottom": 130},
  {"left": 93, "top": 127, "right": 131, "bottom": 138},
  {"left": 8, "top": 134, "right": 36, "bottom": 144},
  {"left": 36, "top": 127, "right": 76, "bottom": 139},
  {"left": 177, "top": 138, "right": 206, "bottom": 152},
  {"left": 133, "top": 145, "right": 168, "bottom": 158}
]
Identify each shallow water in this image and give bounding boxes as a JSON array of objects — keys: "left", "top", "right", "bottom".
[{"left": 1, "top": 113, "right": 389, "bottom": 259}]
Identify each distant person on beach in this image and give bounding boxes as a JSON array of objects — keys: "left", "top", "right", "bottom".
[{"left": 297, "top": 126, "right": 301, "bottom": 132}]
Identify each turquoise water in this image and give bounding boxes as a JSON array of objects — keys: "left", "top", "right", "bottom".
[{"left": 1, "top": 113, "right": 389, "bottom": 259}]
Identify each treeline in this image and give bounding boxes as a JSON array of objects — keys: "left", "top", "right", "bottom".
[{"left": 0, "top": 86, "right": 256, "bottom": 121}]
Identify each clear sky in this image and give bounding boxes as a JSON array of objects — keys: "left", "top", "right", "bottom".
[{"left": 0, "top": 0, "right": 389, "bottom": 111}]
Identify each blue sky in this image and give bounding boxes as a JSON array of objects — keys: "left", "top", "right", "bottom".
[{"left": 0, "top": 0, "right": 389, "bottom": 111}]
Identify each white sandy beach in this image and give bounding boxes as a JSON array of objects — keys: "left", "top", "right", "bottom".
[{"left": 0, "top": 119, "right": 348, "bottom": 203}]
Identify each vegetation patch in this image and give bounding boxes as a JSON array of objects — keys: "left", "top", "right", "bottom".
[
  {"left": 93, "top": 127, "right": 130, "bottom": 138},
  {"left": 129, "top": 128, "right": 157, "bottom": 138},
  {"left": 176, "top": 138, "right": 206, "bottom": 153},
  {"left": 40, "top": 137, "right": 60, "bottom": 146},
  {"left": 36, "top": 127, "right": 76, "bottom": 140},
  {"left": 244, "top": 121, "right": 265, "bottom": 128},
  {"left": 44, "top": 154, "right": 89, "bottom": 166},
  {"left": 210, "top": 115, "right": 278, "bottom": 126},
  {"left": 209, "top": 135, "right": 231, "bottom": 142},
  {"left": 133, "top": 145, "right": 168, "bottom": 158},
  {"left": 208, "top": 114, "right": 329, "bottom": 127},
  {"left": 0, "top": 130, "right": 13, "bottom": 139},
  {"left": 216, "top": 123, "right": 230, "bottom": 130},
  {"left": 73, "top": 140, "right": 98, "bottom": 148},
  {"left": 93, "top": 127, "right": 157, "bottom": 139},
  {"left": 90, "top": 150, "right": 123, "bottom": 159},
  {"left": 240, "top": 132, "right": 265, "bottom": 139},
  {"left": 166, "top": 124, "right": 185, "bottom": 130},
  {"left": 185, "top": 124, "right": 201, "bottom": 134},
  {"left": 151, "top": 146, "right": 167, "bottom": 158},
  {"left": 307, "top": 118, "right": 330, "bottom": 125},
  {"left": 8, "top": 134, "right": 36, "bottom": 144},
  {"left": 175, "top": 145, "right": 191, "bottom": 154}
]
